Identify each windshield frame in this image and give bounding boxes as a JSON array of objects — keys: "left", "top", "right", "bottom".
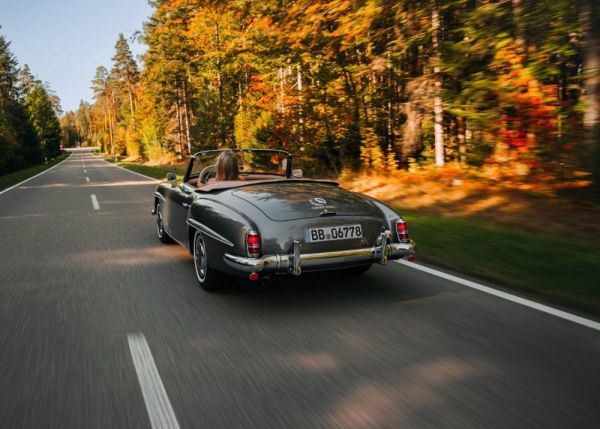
[{"left": 184, "top": 149, "right": 292, "bottom": 183}]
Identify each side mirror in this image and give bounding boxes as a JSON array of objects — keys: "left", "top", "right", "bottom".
[
  {"left": 166, "top": 172, "right": 177, "bottom": 186},
  {"left": 292, "top": 169, "right": 303, "bottom": 178}
]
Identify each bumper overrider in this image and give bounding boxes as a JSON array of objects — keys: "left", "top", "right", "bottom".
[{"left": 223, "top": 231, "right": 416, "bottom": 276}]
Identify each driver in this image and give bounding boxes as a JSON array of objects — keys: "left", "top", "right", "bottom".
[{"left": 202, "top": 150, "right": 242, "bottom": 186}]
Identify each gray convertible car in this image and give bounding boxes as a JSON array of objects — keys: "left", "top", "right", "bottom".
[{"left": 152, "top": 149, "right": 416, "bottom": 290}]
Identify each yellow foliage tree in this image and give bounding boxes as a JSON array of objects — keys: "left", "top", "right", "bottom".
[
  {"left": 360, "top": 127, "right": 385, "bottom": 172},
  {"left": 385, "top": 144, "right": 398, "bottom": 172}
]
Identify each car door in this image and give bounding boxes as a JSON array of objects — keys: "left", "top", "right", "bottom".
[{"left": 165, "top": 182, "right": 194, "bottom": 245}]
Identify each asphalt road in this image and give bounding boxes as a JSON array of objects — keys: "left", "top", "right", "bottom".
[{"left": 0, "top": 149, "right": 599, "bottom": 429}]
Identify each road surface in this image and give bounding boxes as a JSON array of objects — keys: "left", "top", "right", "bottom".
[{"left": 0, "top": 149, "right": 598, "bottom": 428}]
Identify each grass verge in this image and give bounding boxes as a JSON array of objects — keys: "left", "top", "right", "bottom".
[
  {"left": 0, "top": 153, "right": 69, "bottom": 192},
  {"left": 104, "top": 156, "right": 186, "bottom": 180},
  {"left": 401, "top": 210, "right": 600, "bottom": 316}
]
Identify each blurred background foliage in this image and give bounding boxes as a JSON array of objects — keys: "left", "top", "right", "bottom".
[{"left": 4, "top": 0, "right": 599, "bottom": 188}]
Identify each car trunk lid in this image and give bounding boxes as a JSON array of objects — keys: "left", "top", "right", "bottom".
[{"left": 231, "top": 182, "right": 379, "bottom": 221}]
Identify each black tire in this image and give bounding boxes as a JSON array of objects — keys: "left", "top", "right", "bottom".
[
  {"left": 193, "top": 230, "right": 226, "bottom": 291},
  {"left": 344, "top": 264, "right": 372, "bottom": 275},
  {"left": 156, "top": 202, "right": 174, "bottom": 244}
]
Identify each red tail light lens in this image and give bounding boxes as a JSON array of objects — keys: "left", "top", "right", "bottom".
[
  {"left": 247, "top": 230, "right": 261, "bottom": 257},
  {"left": 396, "top": 219, "right": 409, "bottom": 242}
]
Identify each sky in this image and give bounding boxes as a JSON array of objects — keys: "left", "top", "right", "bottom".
[{"left": 0, "top": 0, "right": 153, "bottom": 112}]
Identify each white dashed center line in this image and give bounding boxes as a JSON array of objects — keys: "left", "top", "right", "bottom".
[
  {"left": 85, "top": 177, "right": 90, "bottom": 182},
  {"left": 90, "top": 194, "right": 100, "bottom": 210},
  {"left": 128, "top": 334, "right": 181, "bottom": 429}
]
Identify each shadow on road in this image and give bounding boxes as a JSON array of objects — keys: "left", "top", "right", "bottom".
[{"left": 216, "top": 266, "right": 449, "bottom": 311}]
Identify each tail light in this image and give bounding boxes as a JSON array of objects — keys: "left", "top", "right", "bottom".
[
  {"left": 246, "top": 230, "right": 261, "bottom": 257},
  {"left": 395, "top": 219, "right": 409, "bottom": 242}
]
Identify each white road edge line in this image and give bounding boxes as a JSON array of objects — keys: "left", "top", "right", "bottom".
[
  {"left": 395, "top": 259, "right": 600, "bottom": 332},
  {"left": 92, "top": 153, "right": 160, "bottom": 182},
  {"left": 90, "top": 194, "right": 100, "bottom": 210},
  {"left": 128, "top": 333, "right": 181, "bottom": 429},
  {"left": 0, "top": 155, "right": 72, "bottom": 197}
]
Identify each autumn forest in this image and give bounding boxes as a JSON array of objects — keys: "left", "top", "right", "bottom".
[{"left": 3, "top": 0, "right": 600, "bottom": 186}]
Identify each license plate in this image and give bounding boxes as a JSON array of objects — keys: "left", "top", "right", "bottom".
[{"left": 306, "top": 224, "right": 363, "bottom": 242}]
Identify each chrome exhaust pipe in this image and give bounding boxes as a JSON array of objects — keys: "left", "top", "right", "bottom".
[{"left": 260, "top": 276, "right": 271, "bottom": 286}]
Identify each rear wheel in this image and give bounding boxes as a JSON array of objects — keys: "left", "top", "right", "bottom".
[
  {"left": 193, "top": 230, "right": 226, "bottom": 291},
  {"left": 156, "top": 202, "right": 174, "bottom": 244}
]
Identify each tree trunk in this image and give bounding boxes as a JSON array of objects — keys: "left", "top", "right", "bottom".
[
  {"left": 104, "top": 101, "right": 113, "bottom": 154},
  {"left": 339, "top": 52, "right": 362, "bottom": 162},
  {"left": 407, "top": 0, "right": 419, "bottom": 76},
  {"left": 402, "top": 99, "right": 421, "bottom": 160},
  {"left": 128, "top": 87, "right": 135, "bottom": 120},
  {"left": 582, "top": 0, "right": 600, "bottom": 188},
  {"left": 512, "top": 0, "right": 527, "bottom": 55},
  {"left": 175, "top": 87, "right": 183, "bottom": 156},
  {"left": 278, "top": 67, "right": 285, "bottom": 113},
  {"left": 387, "top": 53, "right": 394, "bottom": 148},
  {"left": 297, "top": 65, "right": 305, "bottom": 146},
  {"left": 110, "top": 90, "right": 118, "bottom": 153},
  {"left": 215, "top": 22, "right": 226, "bottom": 146},
  {"left": 105, "top": 98, "right": 114, "bottom": 154},
  {"left": 182, "top": 78, "right": 192, "bottom": 155},
  {"left": 432, "top": 1, "right": 445, "bottom": 167},
  {"left": 457, "top": 117, "right": 465, "bottom": 164}
]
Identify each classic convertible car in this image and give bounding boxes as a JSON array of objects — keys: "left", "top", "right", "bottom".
[{"left": 152, "top": 149, "right": 416, "bottom": 290}]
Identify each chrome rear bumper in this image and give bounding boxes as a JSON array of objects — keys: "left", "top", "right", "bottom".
[{"left": 223, "top": 231, "right": 416, "bottom": 276}]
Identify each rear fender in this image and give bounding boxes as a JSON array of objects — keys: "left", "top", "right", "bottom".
[
  {"left": 187, "top": 199, "right": 256, "bottom": 272},
  {"left": 360, "top": 195, "right": 403, "bottom": 235}
]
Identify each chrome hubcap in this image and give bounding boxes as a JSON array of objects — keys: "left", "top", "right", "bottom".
[{"left": 194, "top": 233, "right": 207, "bottom": 282}]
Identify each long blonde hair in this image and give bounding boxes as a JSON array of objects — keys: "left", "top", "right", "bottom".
[{"left": 215, "top": 150, "right": 240, "bottom": 181}]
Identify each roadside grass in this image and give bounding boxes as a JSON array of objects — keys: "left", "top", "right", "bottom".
[
  {"left": 402, "top": 211, "right": 600, "bottom": 316},
  {"left": 104, "top": 156, "right": 187, "bottom": 180},
  {"left": 0, "top": 153, "right": 69, "bottom": 192},
  {"left": 342, "top": 172, "right": 600, "bottom": 244}
]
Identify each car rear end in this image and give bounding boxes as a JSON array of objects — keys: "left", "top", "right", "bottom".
[{"left": 221, "top": 182, "right": 416, "bottom": 279}]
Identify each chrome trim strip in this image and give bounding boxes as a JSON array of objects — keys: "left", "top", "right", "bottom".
[
  {"left": 223, "top": 233, "right": 416, "bottom": 275},
  {"left": 186, "top": 218, "right": 234, "bottom": 247}
]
